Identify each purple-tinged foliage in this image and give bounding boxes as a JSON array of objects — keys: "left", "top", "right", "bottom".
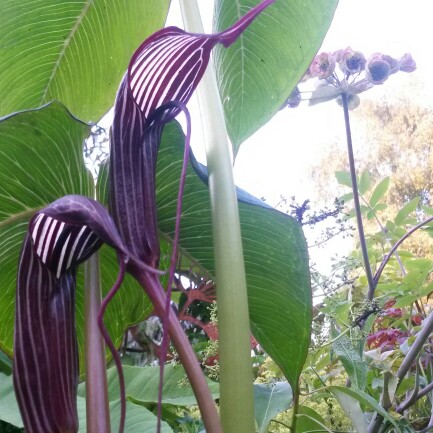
[
  {"left": 13, "top": 1, "right": 274, "bottom": 432},
  {"left": 284, "top": 47, "right": 416, "bottom": 109}
]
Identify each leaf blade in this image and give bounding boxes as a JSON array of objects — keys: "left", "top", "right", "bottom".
[
  {"left": 0, "top": 1, "right": 169, "bottom": 120},
  {"left": 369, "top": 177, "right": 390, "bottom": 208},
  {"left": 332, "top": 333, "right": 367, "bottom": 390},
  {"left": 155, "top": 122, "right": 311, "bottom": 388},
  {"left": 214, "top": 0, "right": 338, "bottom": 155},
  {"left": 328, "top": 386, "right": 402, "bottom": 433},
  {"left": 0, "top": 103, "right": 151, "bottom": 378},
  {"left": 254, "top": 382, "right": 292, "bottom": 433}
]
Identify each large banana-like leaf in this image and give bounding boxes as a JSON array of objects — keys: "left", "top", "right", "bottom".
[
  {"left": 0, "top": 0, "right": 169, "bottom": 121},
  {"left": 154, "top": 123, "right": 311, "bottom": 388},
  {"left": 213, "top": 0, "right": 338, "bottom": 156},
  {"left": 0, "top": 103, "right": 311, "bottom": 389},
  {"left": 0, "top": 102, "right": 150, "bottom": 377}
]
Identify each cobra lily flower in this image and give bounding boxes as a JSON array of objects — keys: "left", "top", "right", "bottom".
[
  {"left": 13, "top": 196, "right": 131, "bottom": 433},
  {"left": 13, "top": 2, "right": 274, "bottom": 433}
]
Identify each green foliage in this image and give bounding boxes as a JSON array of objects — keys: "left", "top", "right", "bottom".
[
  {"left": 0, "top": 104, "right": 311, "bottom": 387},
  {"left": 394, "top": 197, "right": 420, "bottom": 226},
  {"left": 0, "top": 102, "right": 151, "bottom": 371},
  {"left": 253, "top": 382, "right": 292, "bottom": 433},
  {"left": 0, "top": 368, "right": 174, "bottom": 432},
  {"left": 358, "top": 170, "right": 372, "bottom": 195},
  {"left": 329, "top": 386, "right": 401, "bottom": 431},
  {"left": 148, "top": 122, "right": 312, "bottom": 389},
  {"left": 78, "top": 397, "right": 174, "bottom": 433},
  {"left": 335, "top": 170, "right": 353, "bottom": 189},
  {"left": 99, "top": 365, "right": 219, "bottom": 407},
  {"left": 332, "top": 332, "right": 367, "bottom": 390},
  {"left": 0, "top": 350, "right": 12, "bottom": 375},
  {"left": 370, "top": 177, "right": 391, "bottom": 208},
  {"left": 0, "top": 0, "right": 169, "bottom": 121},
  {"left": 295, "top": 406, "right": 328, "bottom": 433},
  {"left": 304, "top": 170, "right": 433, "bottom": 432}
]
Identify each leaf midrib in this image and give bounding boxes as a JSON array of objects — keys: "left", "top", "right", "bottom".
[{"left": 39, "top": 0, "right": 93, "bottom": 104}]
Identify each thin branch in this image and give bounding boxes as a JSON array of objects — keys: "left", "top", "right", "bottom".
[
  {"left": 341, "top": 93, "right": 375, "bottom": 300},
  {"left": 395, "top": 362, "right": 420, "bottom": 413},
  {"left": 85, "top": 253, "right": 111, "bottom": 433}
]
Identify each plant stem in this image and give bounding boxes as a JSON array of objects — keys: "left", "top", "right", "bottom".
[
  {"left": 341, "top": 93, "right": 375, "bottom": 300},
  {"left": 84, "top": 253, "right": 111, "bottom": 433},
  {"left": 397, "top": 310, "right": 433, "bottom": 383},
  {"left": 136, "top": 271, "right": 222, "bottom": 433},
  {"left": 180, "top": 3, "right": 255, "bottom": 433},
  {"left": 290, "top": 381, "right": 300, "bottom": 433}
]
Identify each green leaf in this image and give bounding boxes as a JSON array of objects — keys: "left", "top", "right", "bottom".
[
  {"left": 332, "top": 333, "right": 367, "bottom": 390},
  {"left": 331, "top": 388, "right": 368, "bottom": 433},
  {"left": 0, "top": 373, "right": 23, "bottom": 428},
  {"left": 328, "top": 386, "right": 401, "bottom": 433},
  {"left": 395, "top": 197, "right": 420, "bottom": 226},
  {"left": 374, "top": 203, "right": 387, "bottom": 212},
  {"left": 0, "top": 372, "right": 173, "bottom": 433},
  {"left": 77, "top": 397, "right": 173, "bottom": 433},
  {"left": 296, "top": 406, "right": 329, "bottom": 433},
  {"left": 213, "top": 0, "right": 338, "bottom": 156},
  {"left": 253, "top": 382, "right": 292, "bottom": 433},
  {"left": 0, "top": 102, "right": 151, "bottom": 376},
  {"left": 339, "top": 192, "right": 353, "bottom": 204},
  {"left": 358, "top": 170, "right": 371, "bottom": 195},
  {"left": 369, "top": 177, "right": 390, "bottom": 208},
  {"left": 87, "top": 365, "right": 219, "bottom": 407},
  {"left": 155, "top": 123, "right": 311, "bottom": 389},
  {"left": 0, "top": 350, "right": 12, "bottom": 375},
  {"left": 335, "top": 171, "right": 353, "bottom": 189},
  {"left": 0, "top": 1, "right": 169, "bottom": 121}
]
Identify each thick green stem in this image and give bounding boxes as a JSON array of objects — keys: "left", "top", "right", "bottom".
[
  {"left": 180, "top": 2, "right": 255, "bottom": 433},
  {"left": 84, "top": 253, "right": 111, "bottom": 433},
  {"left": 341, "top": 93, "right": 375, "bottom": 300},
  {"left": 290, "top": 381, "right": 300, "bottom": 433}
]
